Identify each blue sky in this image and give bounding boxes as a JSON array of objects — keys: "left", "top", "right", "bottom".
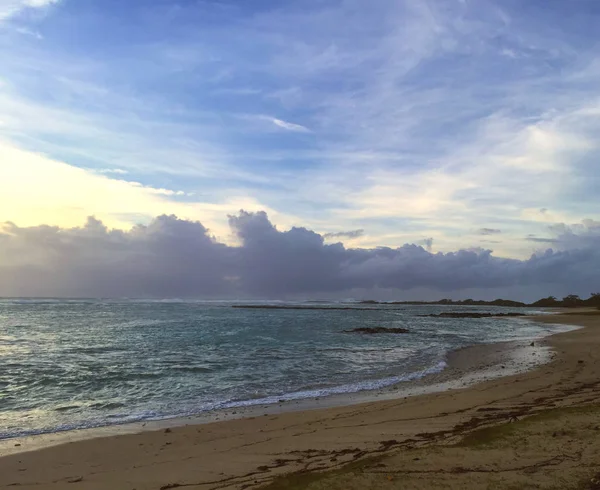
[{"left": 1, "top": 0, "right": 600, "bottom": 260}]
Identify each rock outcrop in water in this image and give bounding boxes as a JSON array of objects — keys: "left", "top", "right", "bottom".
[
  {"left": 419, "top": 312, "right": 527, "bottom": 319},
  {"left": 343, "top": 327, "right": 410, "bottom": 334},
  {"left": 232, "top": 305, "right": 386, "bottom": 311},
  {"left": 359, "top": 299, "right": 528, "bottom": 307}
]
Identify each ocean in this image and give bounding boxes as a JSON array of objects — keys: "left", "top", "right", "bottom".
[{"left": 0, "top": 299, "right": 571, "bottom": 440}]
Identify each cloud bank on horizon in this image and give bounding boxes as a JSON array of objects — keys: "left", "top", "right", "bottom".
[
  {"left": 0, "top": 212, "right": 598, "bottom": 300},
  {"left": 1, "top": 0, "right": 600, "bottom": 297}
]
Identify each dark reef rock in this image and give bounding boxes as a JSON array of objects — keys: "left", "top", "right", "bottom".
[
  {"left": 343, "top": 327, "right": 410, "bottom": 334},
  {"left": 232, "top": 305, "right": 386, "bottom": 311},
  {"left": 358, "top": 299, "right": 528, "bottom": 307},
  {"left": 419, "top": 312, "right": 527, "bottom": 319}
]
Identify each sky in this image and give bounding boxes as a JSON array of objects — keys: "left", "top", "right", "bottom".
[{"left": 0, "top": 0, "right": 599, "bottom": 299}]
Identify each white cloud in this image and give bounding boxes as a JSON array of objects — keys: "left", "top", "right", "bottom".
[
  {"left": 1, "top": 0, "right": 600, "bottom": 263},
  {"left": 95, "top": 168, "right": 129, "bottom": 175},
  {"left": 271, "top": 117, "right": 311, "bottom": 133},
  {"left": 0, "top": 0, "right": 58, "bottom": 21},
  {"left": 236, "top": 114, "right": 311, "bottom": 133},
  {"left": 0, "top": 79, "right": 269, "bottom": 183},
  {"left": 0, "top": 141, "right": 292, "bottom": 241},
  {"left": 24, "top": 0, "right": 57, "bottom": 6}
]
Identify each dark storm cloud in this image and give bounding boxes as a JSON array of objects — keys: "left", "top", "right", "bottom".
[
  {"left": 0, "top": 216, "right": 234, "bottom": 297},
  {"left": 323, "top": 229, "right": 365, "bottom": 239},
  {"left": 0, "top": 212, "right": 598, "bottom": 298}
]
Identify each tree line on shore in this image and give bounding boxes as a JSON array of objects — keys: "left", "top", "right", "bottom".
[{"left": 360, "top": 293, "right": 600, "bottom": 308}]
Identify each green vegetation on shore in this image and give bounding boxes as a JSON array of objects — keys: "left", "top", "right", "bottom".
[
  {"left": 360, "top": 292, "right": 600, "bottom": 308},
  {"left": 233, "top": 294, "right": 600, "bottom": 311}
]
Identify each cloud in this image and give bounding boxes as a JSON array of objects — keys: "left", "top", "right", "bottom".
[
  {"left": 212, "top": 87, "right": 262, "bottom": 96},
  {"left": 23, "top": 0, "right": 56, "bottom": 5},
  {"left": 420, "top": 238, "right": 434, "bottom": 252},
  {"left": 270, "top": 117, "right": 311, "bottom": 133},
  {"left": 526, "top": 235, "right": 557, "bottom": 244},
  {"left": 95, "top": 168, "right": 129, "bottom": 175},
  {"left": 12, "top": 25, "right": 42, "bottom": 37},
  {"left": 526, "top": 220, "right": 600, "bottom": 248},
  {"left": 0, "top": 0, "right": 58, "bottom": 21},
  {"left": 0, "top": 141, "right": 284, "bottom": 240},
  {"left": 546, "top": 219, "right": 600, "bottom": 250},
  {"left": 0, "top": 0, "right": 599, "bottom": 263},
  {"left": 239, "top": 114, "right": 311, "bottom": 133},
  {"left": 478, "top": 228, "right": 502, "bottom": 235},
  {"left": 1, "top": 211, "right": 598, "bottom": 299},
  {"left": 323, "top": 229, "right": 365, "bottom": 239}
]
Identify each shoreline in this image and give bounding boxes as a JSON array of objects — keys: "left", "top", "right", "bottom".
[
  {"left": 0, "top": 314, "right": 573, "bottom": 457},
  {"left": 1, "top": 310, "right": 598, "bottom": 489}
]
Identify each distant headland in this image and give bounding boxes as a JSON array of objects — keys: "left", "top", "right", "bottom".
[
  {"left": 232, "top": 293, "right": 600, "bottom": 310},
  {"left": 358, "top": 293, "right": 600, "bottom": 308}
]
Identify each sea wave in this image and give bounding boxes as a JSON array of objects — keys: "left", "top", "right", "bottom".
[
  {"left": 0, "top": 361, "right": 447, "bottom": 440},
  {"left": 216, "top": 360, "right": 448, "bottom": 408},
  {"left": 0, "top": 301, "right": 572, "bottom": 442}
]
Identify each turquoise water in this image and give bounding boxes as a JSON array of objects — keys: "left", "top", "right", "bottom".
[{"left": 0, "top": 299, "right": 566, "bottom": 439}]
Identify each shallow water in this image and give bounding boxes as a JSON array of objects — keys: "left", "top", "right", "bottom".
[{"left": 0, "top": 299, "right": 567, "bottom": 439}]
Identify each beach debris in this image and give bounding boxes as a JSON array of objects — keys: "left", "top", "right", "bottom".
[
  {"left": 343, "top": 327, "right": 409, "bottom": 334},
  {"left": 530, "top": 341, "right": 535, "bottom": 347},
  {"left": 67, "top": 476, "right": 84, "bottom": 483},
  {"left": 379, "top": 439, "right": 399, "bottom": 450},
  {"left": 164, "top": 428, "right": 172, "bottom": 434}
]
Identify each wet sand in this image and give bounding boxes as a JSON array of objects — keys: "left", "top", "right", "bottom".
[{"left": 1, "top": 310, "right": 599, "bottom": 489}]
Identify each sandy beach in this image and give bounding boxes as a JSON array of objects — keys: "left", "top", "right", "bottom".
[{"left": 1, "top": 310, "right": 599, "bottom": 490}]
